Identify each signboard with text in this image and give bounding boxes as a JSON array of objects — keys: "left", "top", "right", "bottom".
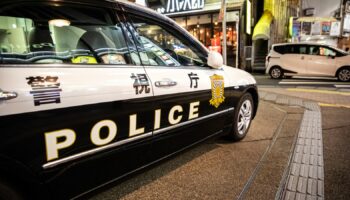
[
  {"left": 156, "top": 0, "right": 205, "bottom": 14},
  {"left": 330, "top": 21, "right": 341, "bottom": 36}
]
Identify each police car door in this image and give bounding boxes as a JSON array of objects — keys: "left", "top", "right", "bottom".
[
  {"left": 125, "top": 12, "right": 232, "bottom": 159},
  {"left": 0, "top": 2, "right": 153, "bottom": 198}
]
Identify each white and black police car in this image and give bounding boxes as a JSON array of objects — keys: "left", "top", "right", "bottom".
[{"left": 0, "top": 0, "right": 259, "bottom": 199}]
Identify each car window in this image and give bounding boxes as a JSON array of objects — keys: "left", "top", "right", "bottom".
[
  {"left": 320, "top": 47, "right": 336, "bottom": 57},
  {"left": 309, "top": 46, "right": 321, "bottom": 55},
  {"left": 274, "top": 45, "right": 285, "bottom": 54},
  {"left": 0, "top": 5, "right": 137, "bottom": 65},
  {"left": 309, "top": 46, "right": 337, "bottom": 57},
  {"left": 128, "top": 15, "right": 206, "bottom": 67},
  {"left": 283, "top": 45, "right": 307, "bottom": 54}
]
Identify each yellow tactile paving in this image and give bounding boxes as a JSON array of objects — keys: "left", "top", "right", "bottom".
[
  {"left": 286, "top": 88, "right": 350, "bottom": 96},
  {"left": 318, "top": 103, "right": 350, "bottom": 109}
]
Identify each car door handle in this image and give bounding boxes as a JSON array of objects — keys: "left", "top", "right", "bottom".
[
  {"left": 0, "top": 89, "right": 18, "bottom": 101},
  {"left": 155, "top": 80, "right": 177, "bottom": 87}
]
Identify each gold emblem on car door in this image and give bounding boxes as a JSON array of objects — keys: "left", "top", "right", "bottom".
[{"left": 209, "top": 74, "right": 225, "bottom": 108}]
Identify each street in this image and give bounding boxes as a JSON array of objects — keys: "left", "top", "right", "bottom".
[{"left": 87, "top": 75, "right": 350, "bottom": 200}]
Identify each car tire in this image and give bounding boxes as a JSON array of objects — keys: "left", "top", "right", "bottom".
[
  {"left": 228, "top": 93, "right": 254, "bottom": 141},
  {"left": 0, "top": 181, "right": 23, "bottom": 200},
  {"left": 269, "top": 66, "right": 283, "bottom": 79},
  {"left": 337, "top": 67, "right": 350, "bottom": 82}
]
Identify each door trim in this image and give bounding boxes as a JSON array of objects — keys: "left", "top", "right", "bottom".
[{"left": 153, "top": 107, "right": 234, "bottom": 135}]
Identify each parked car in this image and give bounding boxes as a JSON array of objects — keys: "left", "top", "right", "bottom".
[
  {"left": 0, "top": 0, "right": 258, "bottom": 199},
  {"left": 266, "top": 43, "right": 350, "bottom": 81}
]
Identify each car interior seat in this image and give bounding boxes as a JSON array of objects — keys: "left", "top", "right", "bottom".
[
  {"left": 77, "top": 31, "right": 129, "bottom": 64},
  {"left": 76, "top": 31, "right": 108, "bottom": 51},
  {"left": 312, "top": 47, "right": 319, "bottom": 55},
  {"left": 28, "top": 26, "right": 55, "bottom": 52}
]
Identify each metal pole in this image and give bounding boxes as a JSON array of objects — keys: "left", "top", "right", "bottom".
[
  {"left": 340, "top": 0, "right": 345, "bottom": 37},
  {"left": 236, "top": 20, "right": 239, "bottom": 68},
  {"left": 222, "top": 0, "right": 227, "bottom": 65}
]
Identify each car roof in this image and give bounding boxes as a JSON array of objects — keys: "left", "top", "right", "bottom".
[
  {"left": 0, "top": 0, "right": 159, "bottom": 16},
  {"left": 0, "top": 0, "right": 209, "bottom": 54},
  {"left": 272, "top": 42, "right": 341, "bottom": 49},
  {"left": 272, "top": 42, "right": 330, "bottom": 46}
]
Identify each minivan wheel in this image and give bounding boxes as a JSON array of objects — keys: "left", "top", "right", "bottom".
[
  {"left": 228, "top": 93, "right": 254, "bottom": 141},
  {"left": 269, "top": 66, "right": 283, "bottom": 79},
  {"left": 337, "top": 67, "right": 350, "bottom": 82}
]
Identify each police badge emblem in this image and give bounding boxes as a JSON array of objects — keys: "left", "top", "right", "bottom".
[{"left": 209, "top": 74, "right": 225, "bottom": 108}]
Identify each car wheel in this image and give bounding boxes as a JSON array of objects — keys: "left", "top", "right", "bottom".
[
  {"left": 228, "top": 93, "right": 254, "bottom": 141},
  {"left": 269, "top": 66, "right": 283, "bottom": 79},
  {"left": 337, "top": 67, "right": 350, "bottom": 82},
  {"left": 0, "top": 181, "right": 23, "bottom": 200}
]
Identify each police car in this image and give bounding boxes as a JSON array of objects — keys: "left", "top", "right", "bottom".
[{"left": 0, "top": 0, "right": 259, "bottom": 199}]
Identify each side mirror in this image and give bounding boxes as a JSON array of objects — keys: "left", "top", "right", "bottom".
[{"left": 207, "top": 51, "right": 223, "bottom": 69}]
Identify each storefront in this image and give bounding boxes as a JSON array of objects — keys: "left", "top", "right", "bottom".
[{"left": 147, "top": 0, "right": 244, "bottom": 67}]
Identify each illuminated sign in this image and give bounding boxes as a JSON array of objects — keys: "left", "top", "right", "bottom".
[
  {"left": 246, "top": 0, "right": 251, "bottom": 35},
  {"left": 156, "top": 0, "right": 205, "bottom": 14}
]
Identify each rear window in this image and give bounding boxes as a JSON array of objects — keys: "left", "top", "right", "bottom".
[
  {"left": 275, "top": 45, "right": 307, "bottom": 55},
  {"left": 273, "top": 45, "right": 285, "bottom": 54},
  {"left": 0, "top": 4, "right": 138, "bottom": 65}
]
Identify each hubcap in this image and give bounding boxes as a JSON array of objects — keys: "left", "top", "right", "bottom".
[
  {"left": 339, "top": 69, "right": 350, "bottom": 81},
  {"left": 237, "top": 100, "right": 252, "bottom": 135},
  {"left": 271, "top": 68, "right": 281, "bottom": 78}
]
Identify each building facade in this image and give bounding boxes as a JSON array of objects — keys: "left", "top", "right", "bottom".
[
  {"left": 251, "top": 0, "right": 299, "bottom": 71},
  {"left": 145, "top": 0, "right": 246, "bottom": 68}
]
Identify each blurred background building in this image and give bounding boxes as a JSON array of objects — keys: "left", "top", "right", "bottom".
[
  {"left": 144, "top": 0, "right": 245, "bottom": 68},
  {"left": 131, "top": 0, "right": 350, "bottom": 72}
]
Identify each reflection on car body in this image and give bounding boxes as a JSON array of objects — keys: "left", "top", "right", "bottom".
[{"left": 0, "top": 0, "right": 258, "bottom": 199}]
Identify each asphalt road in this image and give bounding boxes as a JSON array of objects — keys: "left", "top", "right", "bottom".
[
  {"left": 254, "top": 74, "right": 350, "bottom": 89},
  {"left": 87, "top": 101, "right": 304, "bottom": 200},
  {"left": 322, "top": 107, "right": 350, "bottom": 200}
]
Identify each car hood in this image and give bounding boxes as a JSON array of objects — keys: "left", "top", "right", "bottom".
[{"left": 222, "top": 66, "right": 257, "bottom": 87}]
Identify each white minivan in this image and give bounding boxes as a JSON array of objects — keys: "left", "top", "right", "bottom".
[{"left": 266, "top": 43, "right": 350, "bottom": 81}]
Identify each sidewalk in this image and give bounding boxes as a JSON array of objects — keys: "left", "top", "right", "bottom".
[
  {"left": 258, "top": 87, "right": 350, "bottom": 200},
  {"left": 257, "top": 89, "right": 324, "bottom": 200}
]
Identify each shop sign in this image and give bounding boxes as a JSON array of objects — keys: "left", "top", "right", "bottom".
[
  {"left": 311, "top": 21, "right": 321, "bottom": 35},
  {"left": 330, "top": 21, "right": 341, "bottom": 36},
  {"left": 156, "top": 0, "right": 205, "bottom": 14},
  {"left": 301, "top": 22, "right": 311, "bottom": 35},
  {"left": 304, "top": 8, "right": 315, "bottom": 16},
  {"left": 344, "top": 14, "right": 350, "bottom": 33},
  {"left": 292, "top": 19, "right": 301, "bottom": 37},
  {"left": 321, "top": 22, "right": 331, "bottom": 35}
]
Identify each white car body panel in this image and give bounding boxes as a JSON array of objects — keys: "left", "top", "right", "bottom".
[
  {"left": 0, "top": 66, "right": 151, "bottom": 116},
  {"left": 266, "top": 43, "right": 350, "bottom": 78}
]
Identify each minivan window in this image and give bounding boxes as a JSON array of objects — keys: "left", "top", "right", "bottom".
[
  {"left": 309, "top": 46, "right": 338, "bottom": 57},
  {"left": 0, "top": 5, "right": 135, "bottom": 65},
  {"left": 320, "top": 47, "right": 336, "bottom": 57},
  {"left": 309, "top": 46, "right": 321, "bottom": 55},
  {"left": 285, "top": 45, "right": 307, "bottom": 54},
  {"left": 274, "top": 45, "right": 285, "bottom": 54},
  {"left": 128, "top": 15, "right": 206, "bottom": 67}
]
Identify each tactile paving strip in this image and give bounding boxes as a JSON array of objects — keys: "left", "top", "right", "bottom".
[
  {"left": 259, "top": 91, "right": 324, "bottom": 200},
  {"left": 283, "top": 103, "right": 324, "bottom": 200}
]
